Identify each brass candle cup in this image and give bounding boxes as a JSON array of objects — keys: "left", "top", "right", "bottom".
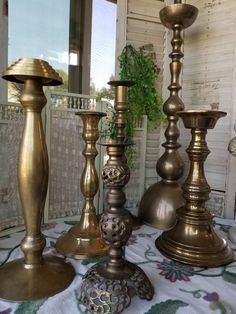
[
  {"left": 0, "top": 58, "right": 75, "bottom": 301},
  {"left": 56, "top": 111, "right": 108, "bottom": 259},
  {"left": 156, "top": 110, "right": 234, "bottom": 267},
  {"left": 139, "top": 2, "right": 198, "bottom": 230}
]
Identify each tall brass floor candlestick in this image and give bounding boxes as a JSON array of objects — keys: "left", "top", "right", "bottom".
[
  {"left": 56, "top": 111, "right": 108, "bottom": 259},
  {"left": 0, "top": 58, "right": 75, "bottom": 301},
  {"left": 139, "top": 1, "right": 198, "bottom": 229},
  {"left": 156, "top": 110, "right": 233, "bottom": 267},
  {"left": 108, "top": 80, "right": 141, "bottom": 229},
  {"left": 79, "top": 142, "right": 154, "bottom": 313}
]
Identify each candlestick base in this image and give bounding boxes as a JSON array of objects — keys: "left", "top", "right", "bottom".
[
  {"left": 156, "top": 208, "right": 233, "bottom": 267},
  {"left": 56, "top": 224, "right": 107, "bottom": 259},
  {"left": 139, "top": 180, "right": 184, "bottom": 229},
  {"left": 0, "top": 256, "right": 75, "bottom": 301},
  {"left": 79, "top": 261, "right": 154, "bottom": 314}
]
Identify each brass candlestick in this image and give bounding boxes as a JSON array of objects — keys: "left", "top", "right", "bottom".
[
  {"left": 138, "top": 1, "right": 198, "bottom": 229},
  {"left": 0, "top": 58, "right": 75, "bottom": 301},
  {"left": 227, "top": 130, "right": 236, "bottom": 244},
  {"left": 56, "top": 111, "right": 108, "bottom": 259},
  {"left": 79, "top": 143, "right": 154, "bottom": 313},
  {"left": 108, "top": 80, "right": 141, "bottom": 229},
  {"left": 156, "top": 110, "right": 233, "bottom": 267}
]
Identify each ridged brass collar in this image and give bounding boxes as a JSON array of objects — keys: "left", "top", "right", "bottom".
[{"left": 2, "top": 58, "right": 62, "bottom": 86}]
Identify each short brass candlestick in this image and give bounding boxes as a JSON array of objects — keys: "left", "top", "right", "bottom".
[
  {"left": 79, "top": 143, "right": 154, "bottom": 313},
  {"left": 108, "top": 80, "right": 141, "bottom": 229},
  {"left": 56, "top": 111, "right": 108, "bottom": 259},
  {"left": 139, "top": 1, "right": 198, "bottom": 229},
  {"left": 0, "top": 58, "right": 75, "bottom": 301},
  {"left": 156, "top": 110, "right": 234, "bottom": 267}
]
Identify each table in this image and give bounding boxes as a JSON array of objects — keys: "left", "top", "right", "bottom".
[{"left": 0, "top": 218, "right": 235, "bottom": 314}]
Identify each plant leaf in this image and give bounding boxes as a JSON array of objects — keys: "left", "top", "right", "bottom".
[
  {"left": 15, "top": 299, "right": 45, "bottom": 314},
  {"left": 144, "top": 299, "right": 189, "bottom": 314}
]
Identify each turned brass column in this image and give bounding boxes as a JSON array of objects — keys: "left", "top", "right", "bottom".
[
  {"left": 56, "top": 111, "right": 108, "bottom": 259},
  {"left": 228, "top": 131, "right": 236, "bottom": 244},
  {"left": 0, "top": 58, "right": 75, "bottom": 301},
  {"left": 138, "top": 1, "right": 198, "bottom": 229},
  {"left": 156, "top": 110, "right": 233, "bottom": 267},
  {"left": 108, "top": 80, "right": 141, "bottom": 229},
  {"left": 79, "top": 142, "right": 154, "bottom": 313},
  {"left": 108, "top": 80, "right": 134, "bottom": 143}
]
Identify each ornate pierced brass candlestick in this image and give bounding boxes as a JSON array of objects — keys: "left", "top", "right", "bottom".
[
  {"left": 139, "top": 1, "right": 198, "bottom": 229},
  {"left": 56, "top": 111, "right": 108, "bottom": 259},
  {"left": 0, "top": 58, "right": 75, "bottom": 301},
  {"left": 79, "top": 142, "right": 154, "bottom": 313},
  {"left": 156, "top": 110, "right": 233, "bottom": 267},
  {"left": 108, "top": 80, "right": 141, "bottom": 229}
]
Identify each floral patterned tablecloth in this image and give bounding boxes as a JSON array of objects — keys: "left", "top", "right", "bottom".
[{"left": 0, "top": 218, "right": 236, "bottom": 314}]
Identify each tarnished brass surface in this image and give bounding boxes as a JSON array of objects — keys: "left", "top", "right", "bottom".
[
  {"left": 139, "top": 181, "right": 184, "bottom": 229},
  {"left": 79, "top": 143, "right": 154, "bottom": 313},
  {"left": 108, "top": 80, "right": 134, "bottom": 144},
  {"left": 227, "top": 128, "right": 236, "bottom": 244},
  {"left": 56, "top": 111, "right": 108, "bottom": 259},
  {"left": 0, "top": 58, "right": 75, "bottom": 301},
  {"left": 139, "top": 2, "right": 198, "bottom": 230},
  {"left": 156, "top": 110, "right": 234, "bottom": 267},
  {"left": 108, "top": 80, "right": 141, "bottom": 230},
  {"left": 160, "top": 3, "right": 198, "bottom": 29}
]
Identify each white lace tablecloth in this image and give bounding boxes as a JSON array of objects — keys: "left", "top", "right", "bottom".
[{"left": 0, "top": 218, "right": 236, "bottom": 314}]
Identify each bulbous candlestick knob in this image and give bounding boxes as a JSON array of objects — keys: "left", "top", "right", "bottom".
[
  {"left": 139, "top": 2, "right": 198, "bottom": 230},
  {"left": 156, "top": 110, "right": 233, "bottom": 267},
  {"left": 0, "top": 58, "right": 75, "bottom": 301},
  {"left": 56, "top": 111, "right": 108, "bottom": 259},
  {"left": 79, "top": 143, "right": 154, "bottom": 314}
]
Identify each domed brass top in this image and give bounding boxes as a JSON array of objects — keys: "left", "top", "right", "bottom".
[
  {"left": 160, "top": 3, "right": 198, "bottom": 29},
  {"left": 2, "top": 58, "right": 62, "bottom": 86}
]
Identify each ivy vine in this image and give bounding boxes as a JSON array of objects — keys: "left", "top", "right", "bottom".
[{"left": 118, "top": 44, "right": 164, "bottom": 141}]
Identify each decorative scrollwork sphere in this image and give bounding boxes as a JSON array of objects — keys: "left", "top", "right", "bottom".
[
  {"left": 100, "top": 214, "right": 132, "bottom": 247},
  {"left": 102, "top": 165, "right": 130, "bottom": 187}
]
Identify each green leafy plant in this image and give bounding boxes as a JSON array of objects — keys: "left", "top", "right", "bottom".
[
  {"left": 119, "top": 44, "right": 164, "bottom": 141},
  {"left": 99, "top": 44, "right": 164, "bottom": 168}
]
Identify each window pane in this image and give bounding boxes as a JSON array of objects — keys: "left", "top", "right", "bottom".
[
  {"left": 8, "top": 0, "right": 70, "bottom": 98},
  {"left": 90, "top": 0, "right": 116, "bottom": 93}
]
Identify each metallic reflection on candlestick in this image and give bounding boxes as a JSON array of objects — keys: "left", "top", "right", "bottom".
[
  {"left": 108, "top": 80, "right": 141, "bottom": 230},
  {"left": 138, "top": 2, "right": 198, "bottom": 230},
  {"left": 56, "top": 111, "right": 108, "bottom": 259},
  {"left": 156, "top": 110, "right": 233, "bottom": 267},
  {"left": 79, "top": 142, "right": 154, "bottom": 313},
  {"left": 227, "top": 129, "right": 236, "bottom": 244},
  {"left": 0, "top": 58, "right": 75, "bottom": 301}
]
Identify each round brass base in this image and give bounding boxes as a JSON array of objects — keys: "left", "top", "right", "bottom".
[
  {"left": 0, "top": 256, "right": 75, "bottom": 301},
  {"left": 156, "top": 215, "right": 234, "bottom": 267},
  {"left": 138, "top": 180, "right": 185, "bottom": 230},
  {"left": 79, "top": 261, "right": 154, "bottom": 313},
  {"left": 56, "top": 226, "right": 108, "bottom": 259}
]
